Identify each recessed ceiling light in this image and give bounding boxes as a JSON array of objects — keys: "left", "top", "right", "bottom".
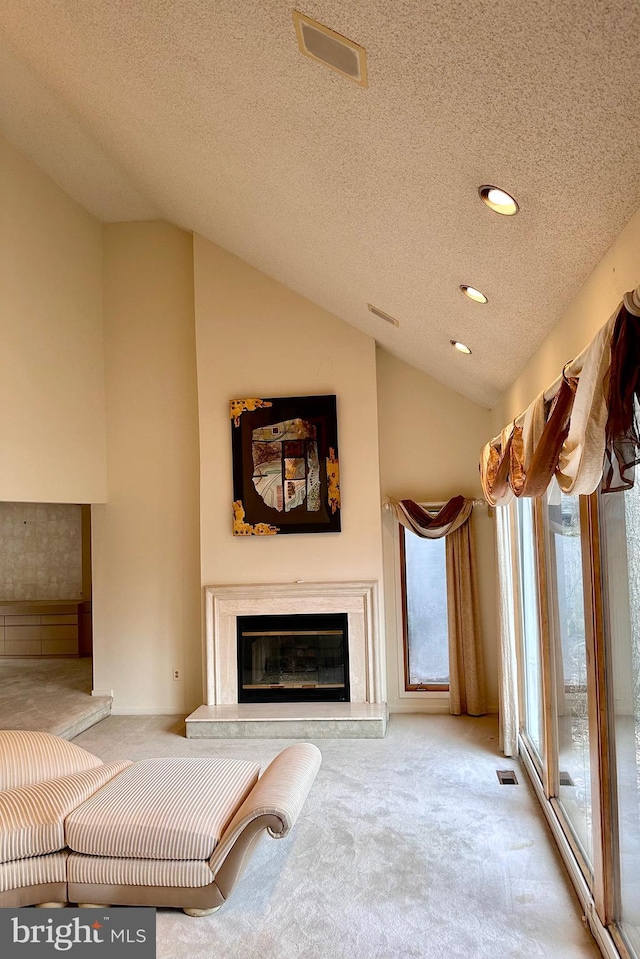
[
  {"left": 451, "top": 340, "right": 472, "bottom": 354},
  {"left": 460, "top": 285, "right": 488, "bottom": 304},
  {"left": 479, "top": 184, "right": 519, "bottom": 216}
]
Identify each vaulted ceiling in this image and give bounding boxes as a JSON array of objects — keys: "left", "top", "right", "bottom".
[{"left": 2, "top": 1, "right": 640, "bottom": 407}]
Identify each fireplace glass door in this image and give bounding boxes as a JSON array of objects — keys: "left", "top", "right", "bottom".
[{"left": 237, "top": 613, "right": 349, "bottom": 703}]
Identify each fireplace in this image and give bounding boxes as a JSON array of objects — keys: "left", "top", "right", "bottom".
[
  {"left": 237, "top": 613, "right": 349, "bottom": 703},
  {"left": 202, "top": 581, "right": 383, "bottom": 706}
]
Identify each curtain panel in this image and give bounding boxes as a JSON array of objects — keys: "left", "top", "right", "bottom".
[
  {"left": 387, "top": 496, "right": 486, "bottom": 716},
  {"left": 446, "top": 521, "right": 487, "bottom": 717},
  {"left": 480, "top": 290, "right": 640, "bottom": 505}
]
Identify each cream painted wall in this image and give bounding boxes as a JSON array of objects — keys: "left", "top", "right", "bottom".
[
  {"left": 92, "top": 222, "right": 201, "bottom": 713},
  {"left": 0, "top": 134, "right": 106, "bottom": 503},
  {"left": 376, "top": 348, "right": 498, "bottom": 713},
  {"left": 494, "top": 204, "right": 640, "bottom": 431},
  {"left": 193, "top": 234, "right": 385, "bottom": 690}
]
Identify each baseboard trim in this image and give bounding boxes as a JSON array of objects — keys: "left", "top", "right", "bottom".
[
  {"left": 388, "top": 703, "right": 450, "bottom": 714},
  {"left": 388, "top": 704, "right": 499, "bottom": 715},
  {"left": 110, "top": 707, "right": 186, "bottom": 716}
]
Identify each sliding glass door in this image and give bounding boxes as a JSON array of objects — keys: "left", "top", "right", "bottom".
[
  {"left": 544, "top": 481, "right": 593, "bottom": 868},
  {"left": 600, "top": 481, "right": 640, "bottom": 956},
  {"left": 514, "top": 497, "right": 545, "bottom": 767},
  {"left": 508, "top": 475, "right": 640, "bottom": 959}
]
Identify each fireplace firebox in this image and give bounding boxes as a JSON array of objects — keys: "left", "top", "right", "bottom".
[{"left": 237, "top": 613, "right": 349, "bottom": 703}]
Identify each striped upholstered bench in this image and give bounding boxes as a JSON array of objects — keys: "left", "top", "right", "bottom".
[{"left": 0, "top": 730, "right": 321, "bottom": 916}]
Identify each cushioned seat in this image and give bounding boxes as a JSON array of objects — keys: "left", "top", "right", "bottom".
[
  {"left": 0, "top": 763, "right": 132, "bottom": 864},
  {"left": 0, "top": 851, "right": 68, "bottom": 895},
  {"left": 67, "top": 854, "right": 215, "bottom": 889},
  {"left": 0, "top": 730, "right": 105, "bottom": 790},
  {"left": 66, "top": 757, "right": 260, "bottom": 860}
]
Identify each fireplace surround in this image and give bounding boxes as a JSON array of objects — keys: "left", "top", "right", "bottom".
[{"left": 204, "top": 581, "right": 383, "bottom": 706}]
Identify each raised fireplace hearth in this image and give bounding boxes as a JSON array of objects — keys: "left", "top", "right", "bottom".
[{"left": 237, "top": 612, "right": 349, "bottom": 703}]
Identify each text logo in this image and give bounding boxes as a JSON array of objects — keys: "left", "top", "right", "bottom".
[{"left": 1, "top": 908, "right": 156, "bottom": 957}]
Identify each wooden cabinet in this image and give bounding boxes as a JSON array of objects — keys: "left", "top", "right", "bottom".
[{"left": 0, "top": 603, "right": 80, "bottom": 656}]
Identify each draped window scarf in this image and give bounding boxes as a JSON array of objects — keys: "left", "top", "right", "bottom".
[{"left": 480, "top": 292, "right": 640, "bottom": 504}]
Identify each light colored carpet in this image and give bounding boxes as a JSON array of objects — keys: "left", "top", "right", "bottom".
[
  {"left": 0, "top": 658, "right": 110, "bottom": 738},
  {"left": 73, "top": 714, "right": 602, "bottom": 959}
]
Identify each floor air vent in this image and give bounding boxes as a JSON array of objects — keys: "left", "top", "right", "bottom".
[{"left": 497, "top": 769, "right": 519, "bottom": 785}]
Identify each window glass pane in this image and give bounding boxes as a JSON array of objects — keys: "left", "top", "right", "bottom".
[
  {"left": 403, "top": 530, "right": 449, "bottom": 685},
  {"left": 546, "top": 482, "right": 592, "bottom": 865},
  {"left": 515, "top": 498, "right": 544, "bottom": 761},
  {"left": 601, "top": 481, "right": 640, "bottom": 955}
]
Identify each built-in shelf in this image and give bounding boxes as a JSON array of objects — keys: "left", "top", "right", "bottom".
[{"left": 0, "top": 601, "right": 81, "bottom": 657}]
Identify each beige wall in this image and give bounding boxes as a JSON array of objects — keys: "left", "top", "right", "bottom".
[
  {"left": 193, "top": 233, "right": 386, "bottom": 682},
  {"left": 92, "top": 223, "right": 201, "bottom": 713},
  {"left": 1, "top": 130, "right": 503, "bottom": 715},
  {"left": 376, "top": 348, "right": 498, "bottom": 712},
  {"left": 0, "top": 134, "right": 106, "bottom": 503},
  {"left": 494, "top": 204, "right": 640, "bottom": 430}
]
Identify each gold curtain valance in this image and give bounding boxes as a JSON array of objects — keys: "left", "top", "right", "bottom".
[{"left": 480, "top": 291, "right": 640, "bottom": 505}]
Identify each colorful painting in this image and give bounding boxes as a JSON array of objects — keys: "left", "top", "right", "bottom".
[{"left": 231, "top": 395, "right": 341, "bottom": 535}]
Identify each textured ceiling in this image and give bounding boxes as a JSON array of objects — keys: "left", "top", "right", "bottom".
[{"left": 2, "top": 1, "right": 640, "bottom": 407}]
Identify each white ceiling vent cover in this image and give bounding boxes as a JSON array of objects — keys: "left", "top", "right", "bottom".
[{"left": 293, "top": 12, "right": 368, "bottom": 88}]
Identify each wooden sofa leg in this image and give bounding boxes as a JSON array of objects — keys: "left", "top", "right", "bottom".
[
  {"left": 36, "top": 902, "right": 68, "bottom": 908},
  {"left": 183, "top": 905, "right": 222, "bottom": 917},
  {"left": 78, "top": 903, "right": 110, "bottom": 908}
]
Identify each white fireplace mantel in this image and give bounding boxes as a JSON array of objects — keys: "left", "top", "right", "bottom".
[{"left": 204, "top": 581, "right": 384, "bottom": 706}]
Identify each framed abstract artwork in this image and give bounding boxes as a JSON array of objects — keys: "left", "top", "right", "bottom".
[{"left": 230, "top": 394, "right": 340, "bottom": 535}]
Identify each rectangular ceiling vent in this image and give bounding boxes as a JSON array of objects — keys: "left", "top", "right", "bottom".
[
  {"left": 293, "top": 12, "right": 368, "bottom": 88},
  {"left": 368, "top": 303, "right": 400, "bottom": 327}
]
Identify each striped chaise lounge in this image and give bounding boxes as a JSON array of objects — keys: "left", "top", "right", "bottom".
[{"left": 0, "top": 730, "right": 321, "bottom": 915}]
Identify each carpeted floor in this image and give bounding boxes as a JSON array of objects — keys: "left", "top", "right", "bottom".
[
  {"left": 73, "top": 714, "right": 602, "bottom": 959},
  {"left": 0, "top": 658, "right": 110, "bottom": 738}
]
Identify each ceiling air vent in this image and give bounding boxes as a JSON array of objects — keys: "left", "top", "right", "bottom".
[
  {"left": 368, "top": 304, "right": 400, "bottom": 327},
  {"left": 293, "top": 12, "right": 368, "bottom": 87}
]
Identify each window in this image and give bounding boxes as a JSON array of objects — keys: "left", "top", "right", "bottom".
[
  {"left": 399, "top": 526, "right": 449, "bottom": 690},
  {"left": 506, "top": 480, "right": 640, "bottom": 959},
  {"left": 600, "top": 481, "right": 640, "bottom": 957},
  {"left": 544, "top": 483, "right": 592, "bottom": 867},
  {"left": 513, "top": 497, "right": 545, "bottom": 764}
]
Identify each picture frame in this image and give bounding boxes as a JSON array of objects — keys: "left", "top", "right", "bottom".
[{"left": 230, "top": 394, "right": 340, "bottom": 535}]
